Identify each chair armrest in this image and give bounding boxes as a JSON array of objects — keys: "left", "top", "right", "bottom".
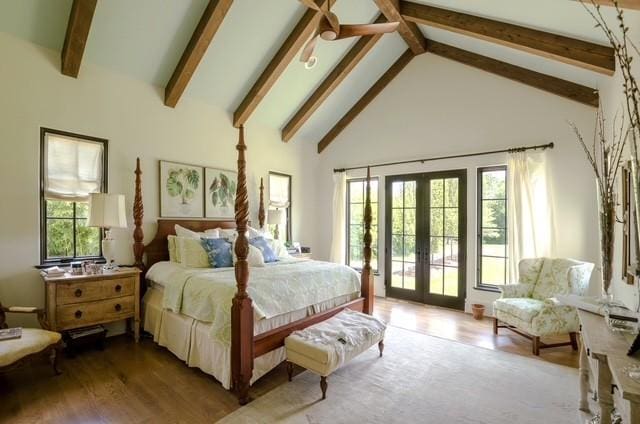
[
  {"left": 2, "top": 306, "right": 48, "bottom": 329},
  {"left": 4, "top": 306, "right": 42, "bottom": 314},
  {"left": 500, "top": 284, "right": 532, "bottom": 298}
]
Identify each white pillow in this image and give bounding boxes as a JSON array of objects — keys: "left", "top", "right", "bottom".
[
  {"left": 204, "top": 228, "right": 220, "bottom": 238},
  {"left": 176, "top": 237, "right": 210, "bottom": 268},
  {"left": 269, "top": 238, "right": 291, "bottom": 259},
  {"left": 248, "top": 226, "right": 273, "bottom": 240},
  {"left": 231, "top": 240, "right": 265, "bottom": 267},
  {"left": 175, "top": 224, "right": 201, "bottom": 238}
]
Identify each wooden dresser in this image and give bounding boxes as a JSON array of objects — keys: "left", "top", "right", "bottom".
[
  {"left": 42, "top": 268, "right": 141, "bottom": 342},
  {"left": 578, "top": 309, "right": 640, "bottom": 424}
]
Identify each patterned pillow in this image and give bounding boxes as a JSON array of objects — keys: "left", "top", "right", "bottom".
[
  {"left": 177, "top": 237, "right": 210, "bottom": 268},
  {"left": 200, "top": 238, "right": 233, "bottom": 268},
  {"left": 249, "top": 236, "right": 278, "bottom": 263}
]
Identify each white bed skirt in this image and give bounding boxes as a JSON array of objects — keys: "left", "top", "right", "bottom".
[{"left": 142, "top": 286, "right": 357, "bottom": 389}]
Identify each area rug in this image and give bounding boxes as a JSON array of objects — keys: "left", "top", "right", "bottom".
[{"left": 217, "top": 326, "right": 579, "bottom": 424}]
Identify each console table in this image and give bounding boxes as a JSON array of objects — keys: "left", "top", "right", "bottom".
[{"left": 578, "top": 309, "right": 640, "bottom": 424}]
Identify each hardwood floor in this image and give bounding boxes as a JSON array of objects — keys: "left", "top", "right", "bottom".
[{"left": 0, "top": 297, "right": 577, "bottom": 423}]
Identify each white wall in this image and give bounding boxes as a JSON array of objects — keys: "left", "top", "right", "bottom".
[
  {"left": 313, "top": 52, "right": 600, "bottom": 312},
  {"left": 0, "top": 32, "right": 316, "bottom": 327}
]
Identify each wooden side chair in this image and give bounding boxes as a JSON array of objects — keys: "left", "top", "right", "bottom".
[{"left": 0, "top": 302, "right": 62, "bottom": 375}]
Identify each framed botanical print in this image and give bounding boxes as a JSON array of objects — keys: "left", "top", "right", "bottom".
[
  {"left": 205, "top": 167, "right": 237, "bottom": 218},
  {"left": 159, "top": 161, "right": 204, "bottom": 218}
]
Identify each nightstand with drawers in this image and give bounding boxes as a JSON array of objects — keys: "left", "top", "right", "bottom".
[{"left": 42, "top": 268, "right": 141, "bottom": 342}]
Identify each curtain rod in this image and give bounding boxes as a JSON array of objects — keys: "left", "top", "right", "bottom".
[{"left": 333, "top": 142, "right": 554, "bottom": 173}]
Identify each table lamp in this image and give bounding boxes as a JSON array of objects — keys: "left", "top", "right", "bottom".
[
  {"left": 267, "top": 209, "right": 285, "bottom": 240},
  {"left": 88, "top": 193, "right": 127, "bottom": 270}
]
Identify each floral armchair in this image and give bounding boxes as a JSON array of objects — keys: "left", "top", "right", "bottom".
[{"left": 493, "top": 257, "right": 594, "bottom": 355}]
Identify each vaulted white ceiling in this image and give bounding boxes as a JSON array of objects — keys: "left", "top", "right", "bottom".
[{"left": 0, "top": 0, "right": 623, "bottom": 144}]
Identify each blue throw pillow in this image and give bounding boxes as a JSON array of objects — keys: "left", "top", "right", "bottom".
[
  {"left": 200, "top": 238, "right": 233, "bottom": 268},
  {"left": 249, "top": 236, "right": 278, "bottom": 263}
]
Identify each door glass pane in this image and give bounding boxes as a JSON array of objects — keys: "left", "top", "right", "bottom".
[
  {"left": 351, "top": 205, "right": 363, "bottom": 225},
  {"left": 482, "top": 256, "right": 506, "bottom": 285},
  {"left": 403, "top": 235, "right": 416, "bottom": 262},
  {"left": 444, "top": 208, "right": 458, "bottom": 237},
  {"left": 350, "top": 225, "right": 363, "bottom": 246},
  {"left": 444, "top": 178, "right": 458, "bottom": 207},
  {"left": 444, "top": 267, "right": 459, "bottom": 297},
  {"left": 444, "top": 237, "right": 459, "bottom": 267},
  {"left": 430, "top": 179, "right": 443, "bottom": 207},
  {"left": 403, "top": 263, "right": 416, "bottom": 290},
  {"left": 391, "top": 235, "right": 403, "bottom": 260},
  {"left": 47, "top": 200, "right": 73, "bottom": 218},
  {"left": 404, "top": 209, "right": 416, "bottom": 235},
  {"left": 350, "top": 246, "right": 363, "bottom": 269},
  {"left": 430, "top": 236, "right": 444, "bottom": 265},
  {"left": 76, "top": 202, "right": 90, "bottom": 218},
  {"left": 404, "top": 181, "right": 416, "bottom": 207},
  {"left": 429, "top": 265, "right": 443, "bottom": 295},
  {"left": 482, "top": 170, "right": 506, "bottom": 199},
  {"left": 482, "top": 229, "right": 506, "bottom": 257},
  {"left": 430, "top": 208, "right": 443, "bottom": 236},
  {"left": 391, "top": 261, "right": 404, "bottom": 288},
  {"left": 482, "top": 200, "right": 506, "bottom": 228},
  {"left": 369, "top": 180, "right": 378, "bottom": 203},
  {"left": 392, "top": 182, "right": 404, "bottom": 208},
  {"left": 392, "top": 209, "right": 403, "bottom": 234}
]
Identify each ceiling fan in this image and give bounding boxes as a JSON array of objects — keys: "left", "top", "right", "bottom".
[{"left": 298, "top": 0, "right": 399, "bottom": 67}]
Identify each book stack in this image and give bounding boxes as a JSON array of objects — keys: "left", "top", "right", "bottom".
[
  {"left": 0, "top": 327, "right": 22, "bottom": 341},
  {"left": 42, "top": 266, "right": 66, "bottom": 278}
]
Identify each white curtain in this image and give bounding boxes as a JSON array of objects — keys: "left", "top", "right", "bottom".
[
  {"left": 507, "top": 150, "right": 555, "bottom": 282},
  {"left": 329, "top": 172, "right": 347, "bottom": 264},
  {"left": 44, "top": 132, "right": 104, "bottom": 201}
]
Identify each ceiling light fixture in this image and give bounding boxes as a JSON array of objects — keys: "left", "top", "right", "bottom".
[{"left": 305, "top": 56, "right": 318, "bottom": 69}]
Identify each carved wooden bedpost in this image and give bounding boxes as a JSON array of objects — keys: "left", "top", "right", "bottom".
[
  {"left": 362, "top": 166, "right": 374, "bottom": 314},
  {"left": 258, "top": 177, "right": 265, "bottom": 229},
  {"left": 231, "top": 126, "right": 254, "bottom": 405},
  {"left": 133, "top": 158, "right": 145, "bottom": 272}
]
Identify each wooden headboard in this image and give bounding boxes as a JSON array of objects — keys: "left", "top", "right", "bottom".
[{"left": 144, "top": 219, "right": 236, "bottom": 270}]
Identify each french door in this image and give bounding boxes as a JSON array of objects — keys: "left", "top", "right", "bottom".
[{"left": 385, "top": 170, "right": 467, "bottom": 310}]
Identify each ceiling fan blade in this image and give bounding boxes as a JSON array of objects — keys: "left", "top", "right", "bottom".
[
  {"left": 299, "top": 33, "right": 319, "bottom": 63},
  {"left": 336, "top": 22, "right": 400, "bottom": 39},
  {"left": 298, "top": 0, "right": 321, "bottom": 11}
]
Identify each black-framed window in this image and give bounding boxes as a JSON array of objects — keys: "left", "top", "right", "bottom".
[
  {"left": 346, "top": 178, "right": 378, "bottom": 272},
  {"left": 40, "top": 128, "right": 108, "bottom": 265},
  {"left": 268, "top": 172, "right": 292, "bottom": 243},
  {"left": 477, "top": 166, "right": 507, "bottom": 287}
]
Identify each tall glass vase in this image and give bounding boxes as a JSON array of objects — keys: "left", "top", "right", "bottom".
[{"left": 597, "top": 180, "right": 616, "bottom": 302}]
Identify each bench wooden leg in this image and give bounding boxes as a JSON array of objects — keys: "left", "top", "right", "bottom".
[
  {"left": 569, "top": 332, "right": 578, "bottom": 351},
  {"left": 533, "top": 336, "right": 540, "bottom": 356},
  {"left": 286, "top": 361, "right": 293, "bottom": 382},
  {"left": 50, "top": 345, "right": 61, "bottom": 375},
  {"left": 378, "top": 340, "right": 384, "bottom": 357},
  {"left": 493, "top": 317, "right": 498, "bottom": 335},
  {"left": 320, "top": 376, "right": 327, "bottom": 400}
]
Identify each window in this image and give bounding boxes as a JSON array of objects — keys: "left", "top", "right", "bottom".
[
  {"left": 346, "top": 178, "right": 378, "bottom": 272},
  {"left": 477, "top": 166, "right": 507, "bottom": 287},
  {"left": 268, "top": 172, "right": 292, "bottom": 242},
  {"left": 40, "top": 128, "right": 108, "bottom": 264}
]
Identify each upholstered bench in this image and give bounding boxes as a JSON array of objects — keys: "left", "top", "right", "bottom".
[{"left": 284, "top": 309, "right": 386, "bottom": 400}]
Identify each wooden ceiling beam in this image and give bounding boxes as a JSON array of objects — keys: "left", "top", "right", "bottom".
[
  {"left": 282, "top": 14, "right": 387, "bottom": 142},
  {"left": 165, "top": 0, "right": 234, "bottom": 108},
  {"left": 426, "top": 39, "right": 599, "bottom": 107},
  {"left": 317, "top": 49, "right": 414, "bottom": 153},
  {"left": 61, "top": 0, "right": 97, "bottom": 78},
  {"left": 373, "top": 0, "right": 426, "bottom": 54},
  {"left": 572, "top": 0, "right": 640, "bottom": 10},
  {"left": 233, "top": 0, "right": 330, "bottom": 128},
  {"left": 400, "top": 1, "right": 615, "bottom": 75}
]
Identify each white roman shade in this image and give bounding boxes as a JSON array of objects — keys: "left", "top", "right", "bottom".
[
  {"left": 269, "top": 173, "right": 290, "bottom": 208},
  {"left": 44, "top": 132, "right": 104, "bottom": 201}
]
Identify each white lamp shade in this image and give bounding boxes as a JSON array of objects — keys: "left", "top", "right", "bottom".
[
  {"left": 267, "top": 209, "right": 285, "bottom": 226},
  {"left": 87, "top": 193, "right": 127, "bottom": 228}
]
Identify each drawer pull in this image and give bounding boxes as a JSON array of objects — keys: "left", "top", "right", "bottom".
[
  {"left": 75, "top": 289, "right": 83, "bottom": 297},
  {"left": 115, "top": 284, "right": 122, "bottom": 292},
  {"left": 75, "top": 310, "right": 83, "bottom": 319},
  {"left": 115, "top": 304, "right": 122, "bottom": 312}
]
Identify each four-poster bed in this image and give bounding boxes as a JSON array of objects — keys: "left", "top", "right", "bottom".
[{"left": 132, "top": 126, "right": 374, "bottom": 404}]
